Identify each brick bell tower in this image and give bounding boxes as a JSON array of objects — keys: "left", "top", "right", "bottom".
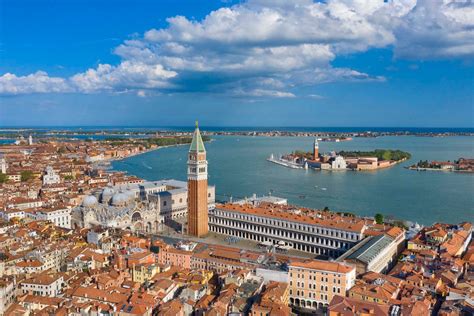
[
  {"left": 313, "top": 137, "right": 319, "bottom": 160},
  {"left": 187, "top": 121, "right": 209, "bottom": 237}
]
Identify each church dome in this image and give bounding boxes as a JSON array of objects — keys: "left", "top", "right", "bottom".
[
  {"left": 124, "top": 189, "right": 135, "bottom": 200},
  {"left": 111, "top": 192, "right": 129, "bottom": 206},
  {"left": 102, "top": 186, "right": 115, "bottom": 197},
  {"left": 82, "top": 195, "right": 98, "bottom": 207}
]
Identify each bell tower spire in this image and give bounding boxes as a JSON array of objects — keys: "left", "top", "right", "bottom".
[{"left": 187, "top": 122, "right": 208, "bottom": 237}]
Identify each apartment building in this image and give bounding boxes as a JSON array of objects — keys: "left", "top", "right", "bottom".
[
  {"left": 20, "top": 273, "right": 63, "bottom": 297},
  {"left": 288, "top": 260, "right": 356, "bottom": 310},
  {"left": 0, "top": 277, "right": 16, "bottom": 315}
]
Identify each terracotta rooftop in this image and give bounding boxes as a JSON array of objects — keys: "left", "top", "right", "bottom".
[
  {"left": 217, "top": 203, "right": 365, "bottom": 233},
  {"left": 290, "top": 259, "right": 354, "bottom": 274},
  {"left": 22, "top": 273, "right": 62, "bottom": 285},
  {"left": 329, "top": 295, "right": 390, "bottom": 315}
]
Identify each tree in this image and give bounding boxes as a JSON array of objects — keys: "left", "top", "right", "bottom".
[
  {"left": 392, "top": 220, "right": 408, "bottom": 230},
  {"left": 20, "top": 170, "right": 34, "bottom": 182},
  {"left": 374, "top": 213, "right": 384, "bottom": 224},
  {"left": 0, "top": 173, "right": 7, "bottom": 183},
  {"left": 382, "top": 151, "right": 392, "bottom": 161}
]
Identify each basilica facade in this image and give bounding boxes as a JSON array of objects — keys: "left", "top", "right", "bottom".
[{"left": 72, "top": 179, "right": 215, "bottom": 233}]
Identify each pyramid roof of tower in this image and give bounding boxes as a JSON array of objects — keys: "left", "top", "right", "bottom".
[{"left": 189, "top": 123, "right": 206, "bottom": 153}]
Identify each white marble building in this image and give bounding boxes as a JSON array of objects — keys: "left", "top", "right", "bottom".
[
  {"left": 33, "top": 206, "right": 71, "bottom": 229},
  {"left": 331, "top": 156, "right": 347, "bottom": 170},
  {"left": 42, "top": 166, "right": 61, "bottom": 185},
  {"left": 71, "top": 179, "right": 215, "bottom": 233}
]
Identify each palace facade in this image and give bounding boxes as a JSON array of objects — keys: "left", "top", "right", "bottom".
[{"left": 209, "top": 203, "right": 366, "bottom": 258}]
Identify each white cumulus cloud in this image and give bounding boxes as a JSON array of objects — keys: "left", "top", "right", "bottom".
[
  {"left": 0, "top": 71, "right": 71, "bottom": 95},
  {"left": 1, "top": 0, "right": 472, "bottom": 97}
]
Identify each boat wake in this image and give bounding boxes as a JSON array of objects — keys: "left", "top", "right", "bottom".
[{"left": 142, "top": 162, "right": 153, "bottom": 169}]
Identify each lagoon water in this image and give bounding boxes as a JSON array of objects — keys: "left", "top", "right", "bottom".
[{"left": 112, "top": 135, "right": 474, "bottom": 225}]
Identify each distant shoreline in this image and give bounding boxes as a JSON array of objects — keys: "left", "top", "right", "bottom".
[
  {"left": 106, "top": 138, "right": 215, "bottom": 166},
  {"left": 0, "top": 126, "right": 473, "bottom": 139},
  {"left": 109, "top": 143, "right": 186, "bottom": 163},
  {"left": 1, "top": 126, "right": 473, "bottom": 132},
  {"left": 407, "top": 167, "right": 473, "bottom": 173}
]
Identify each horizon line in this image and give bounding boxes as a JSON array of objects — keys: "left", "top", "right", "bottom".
[{"left": 1, "top": 125, "right": 473, "bottom": 129}]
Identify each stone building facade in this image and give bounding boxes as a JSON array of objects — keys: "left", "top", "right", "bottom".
[
  {"left": 72, "top": 179, "right": 215, "bottom": 233},
  {"left": 209, "top": 203, "right": 366, "bottom": 258}
]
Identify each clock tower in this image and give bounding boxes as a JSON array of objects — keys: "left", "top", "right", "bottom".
[{"left": 187, "top": 121, "right": 209, "bottom": 237}]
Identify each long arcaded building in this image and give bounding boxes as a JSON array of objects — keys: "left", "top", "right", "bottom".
[{"left": 209, "top": 203, "right": 367, "bottom": 258}]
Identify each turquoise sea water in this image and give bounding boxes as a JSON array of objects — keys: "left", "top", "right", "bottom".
[{"left": 112, "top": 136, "right": 474, "bottom": 225}]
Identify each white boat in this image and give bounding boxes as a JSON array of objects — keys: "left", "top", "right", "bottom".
[{"left": 266, "top": 154, "right": 304, "bottom": 169}]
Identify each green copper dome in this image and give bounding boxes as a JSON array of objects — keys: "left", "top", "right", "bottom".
[{"left": 189, "top": 121, "right": 206, "bottom": 153}]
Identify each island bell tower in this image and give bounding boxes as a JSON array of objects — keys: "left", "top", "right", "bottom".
[
  {"left": 313, "top": 137, "right": 319, "bottom": 160},
  {"left": 187, "top": 121, "right": 209, "bottom": 237}
]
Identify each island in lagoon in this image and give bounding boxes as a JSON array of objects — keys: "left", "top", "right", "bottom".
[
  {"left": 408, "top": 158, "right": 473, "bottom": 173},
  {"left": 268, "top": 138, "right": 411, "bottom": 171}
]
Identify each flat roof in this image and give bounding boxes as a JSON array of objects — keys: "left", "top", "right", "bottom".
[{"left": 345, "top": 234, "right": 394, "bottom": 264}]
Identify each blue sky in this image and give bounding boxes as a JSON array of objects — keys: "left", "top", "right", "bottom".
[{"left": 0, "top": 0, "right": 473, "bottom": 127}]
